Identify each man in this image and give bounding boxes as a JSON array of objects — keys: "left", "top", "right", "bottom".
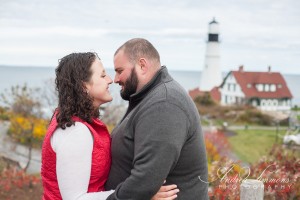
[{"left": 105, "top": 38, "right": 208, "bottom": 199}]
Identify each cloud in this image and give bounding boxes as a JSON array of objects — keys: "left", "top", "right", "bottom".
[{"left": 0, "top": 0, "right": 299, "bottom": 73}]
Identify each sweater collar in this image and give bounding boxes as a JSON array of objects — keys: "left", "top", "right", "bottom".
[{"left": 129, "top": 65, "right": 172, "bottom": 104}]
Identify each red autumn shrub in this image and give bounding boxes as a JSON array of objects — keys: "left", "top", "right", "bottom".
[
  {"left": 0, "top": 167, "right": 40, "bottom": 192},
  {"left": 206, "top": 145, "right": 300, "bottom": 200}
]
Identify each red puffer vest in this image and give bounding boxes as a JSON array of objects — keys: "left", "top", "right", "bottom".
[{"left": 41, "top": 114, "right": 111, "bottom": 200}]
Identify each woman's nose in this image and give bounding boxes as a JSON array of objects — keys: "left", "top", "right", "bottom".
[{"left": 106, "top": 75, "right": 113, "bottom": 84}]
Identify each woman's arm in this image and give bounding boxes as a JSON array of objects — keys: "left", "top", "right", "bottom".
[{"left": 51, "top": 122, "right": 113, "bottom": 200}]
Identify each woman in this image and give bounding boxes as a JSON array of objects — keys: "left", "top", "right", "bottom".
[{"left": 41, "top": 52, "right": 178, "bottom": 199}]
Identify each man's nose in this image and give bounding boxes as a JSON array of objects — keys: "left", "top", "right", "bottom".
[{"left": 114, "top": 75, "right": 119, "bottom": 83}]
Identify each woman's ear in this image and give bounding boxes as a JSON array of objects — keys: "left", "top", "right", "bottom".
[{"left": 83, "top": 82, "right": 90, "bottom": 94}]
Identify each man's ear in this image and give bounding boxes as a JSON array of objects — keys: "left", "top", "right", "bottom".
[{"left": 138, "top": 58, "right": 148, "bottom": 75}]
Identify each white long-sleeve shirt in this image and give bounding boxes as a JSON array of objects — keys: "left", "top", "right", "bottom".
[{"left": 51, "top": 122, "right": 114, "bottom": 200}]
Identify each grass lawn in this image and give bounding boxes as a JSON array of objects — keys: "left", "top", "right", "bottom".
[{"left": 227, "top": 128, "right": 287, "bottom": 164}]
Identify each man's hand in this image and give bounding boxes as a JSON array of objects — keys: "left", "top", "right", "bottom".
[{"left": 151, "top": 184, "right": 179, "bottom": 200}]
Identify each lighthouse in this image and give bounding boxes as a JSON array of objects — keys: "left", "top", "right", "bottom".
[{"left": 199, "top": 18, "right": 222, "bottom": 91}]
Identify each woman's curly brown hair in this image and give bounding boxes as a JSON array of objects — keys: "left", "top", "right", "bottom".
[{"left": 55, "top": 52, "right": 99, "bottom": 129}]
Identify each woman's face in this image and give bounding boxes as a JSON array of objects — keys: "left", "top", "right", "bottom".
[{"left": 85, "top": 58, "right": 113, "bottom": 107}]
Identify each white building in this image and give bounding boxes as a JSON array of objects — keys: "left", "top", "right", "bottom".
[
  {"left": 199, "top": 18, "right": 222, "bottom": 91},
  {"left": 219, "top": 66, "right": 293, "bottom": 111}
]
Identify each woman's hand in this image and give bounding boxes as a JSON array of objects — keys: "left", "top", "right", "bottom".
[{"left": 151, "top": 184, "right": 179, "bottom": 200}]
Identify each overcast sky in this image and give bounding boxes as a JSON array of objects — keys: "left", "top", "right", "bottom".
[{"left": 0, "top": 0, "right": 299, "bottom": 74}]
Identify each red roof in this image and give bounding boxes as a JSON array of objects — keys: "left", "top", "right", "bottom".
[
  {"left": 188, "top": 88, "right": 205, "bottom": 99},
  {"left": 210, "top": 87, "right": 221, "bottom": 102},
  {"left": 229, "top": 70, "right": 293, "bottom": 99},
  {"left": 188, "top": 87, "right": 221, "bottom": 102}
]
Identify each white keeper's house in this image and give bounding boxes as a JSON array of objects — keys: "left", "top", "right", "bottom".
[
  {"left": 189, "top": 66, "right": 293, "bottom": 112},
  {"left": 188, "top": 18, "right": 293, "bottom": 112},
  {"left": 219, "top": 66, "right": 293, "bottom": 111}
]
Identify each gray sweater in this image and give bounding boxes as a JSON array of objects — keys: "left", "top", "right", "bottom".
[{"left": 105, "top": 66, "right": 208, "bottom": 200}]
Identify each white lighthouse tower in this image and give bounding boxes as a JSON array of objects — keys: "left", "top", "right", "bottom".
[{"left": 199, "top": 18, "right": 222, "bottom": 91}]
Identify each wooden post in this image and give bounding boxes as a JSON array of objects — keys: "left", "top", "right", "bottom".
[{"left": 240, "top": 179, "right": 264, "bottom": 200}]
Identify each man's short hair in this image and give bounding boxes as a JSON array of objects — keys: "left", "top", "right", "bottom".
[{"left": 115, "top": 38, "right": 160, "bottom": 64}]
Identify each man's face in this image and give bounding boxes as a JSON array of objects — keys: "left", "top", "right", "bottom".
[{"left": 114, "top": 50, "right": 139, "bottom": 100}]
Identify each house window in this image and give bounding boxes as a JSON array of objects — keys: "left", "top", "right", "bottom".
[
  {"left": 265, "top": 84, "right": 270, "bottom": 92},
  {"left": 256, "top": 84, "right": 263, "bottom": 91},
  {"left": 233, "top": 84, "right": 236, "bottom": 91},
  {"left": 267, "top": 99, "right": 273, "bottom": 107},
  {"left": 270, "top": 84, "right": 276, "bottom": 92},
  {"left": 252, "top": 100, "right": 257, "bottom": 107},
  {"left": 261, "top": 100, "right": 266, "bottom": 107},
  {"left": 236, "top": 97, "right": 240, "bottom": 104},
  {"left": 247, "top": 84, "right": 251, "bottom": 88},
  {"left": 228, "top": 83, "right": 231, "bottom": 91},
  {"left": 272, "top": 100, "right": 278, "bottom": 106},
  {"left": 278, "top": 84, "right": 282, "bottom": 88}
]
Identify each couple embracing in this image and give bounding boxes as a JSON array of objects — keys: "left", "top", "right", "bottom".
[{"left": 41, "top": 38, "right": 208, "bottom": 200}]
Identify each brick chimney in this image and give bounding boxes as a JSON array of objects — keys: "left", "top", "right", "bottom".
[
  {"left": 239, "top": 65, "right": 244, "bottom": 72},
  {"left": 268, "top": 66, "right": 271, "bottom": 73}
]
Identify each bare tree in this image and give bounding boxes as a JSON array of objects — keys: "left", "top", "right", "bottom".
[
  {"left": 101, "top": 104, "right": 127, "bottom": 127},
  {"left": 1, "top": 84, "right": 45, "bottom": 172},
  {"left": 41, "top": 79, "right": 58, "bottom": 117}
]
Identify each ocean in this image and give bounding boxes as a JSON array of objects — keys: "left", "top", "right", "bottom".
[{"left": 0, "top": 66, "right": 299, "bottom": 107}]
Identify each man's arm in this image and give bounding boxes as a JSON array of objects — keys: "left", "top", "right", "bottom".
[{"left": 107, "top": 102, "right": 188, "bottom": 200}]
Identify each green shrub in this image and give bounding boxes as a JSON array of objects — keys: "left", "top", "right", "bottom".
[
  {"left": 194, "top": 93, "right": 216, "bottom": 106},
  {"left": 238, "top": 110, "right": 273, "bottom": 125},
  {"left": 0, "top": 106, "right": 10, "bottom": 121}
]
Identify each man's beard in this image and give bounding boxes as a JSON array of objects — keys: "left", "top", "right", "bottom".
[{"left": 120, "top": 67, "right": 139, "bottom": 100}]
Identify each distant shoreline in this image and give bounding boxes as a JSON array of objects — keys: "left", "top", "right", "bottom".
[
  {"left": 1, "top": 65, "right": 300, "bottom": 76},
  {"left": 1, "top": 65, "right": 300, "bottom": 106}
]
